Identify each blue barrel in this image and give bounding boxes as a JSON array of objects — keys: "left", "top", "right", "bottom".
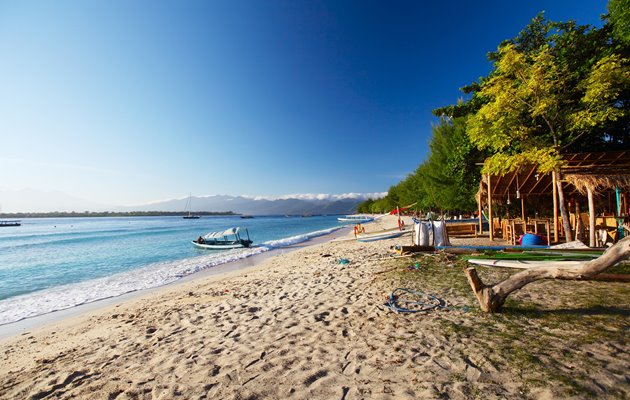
[{"left": 520, "top": 233, "right": 546, "bottom": 246}]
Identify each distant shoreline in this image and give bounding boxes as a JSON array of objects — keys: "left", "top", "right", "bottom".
[{"left": 0, "top": 211, "right": 238, "bottom": 218}]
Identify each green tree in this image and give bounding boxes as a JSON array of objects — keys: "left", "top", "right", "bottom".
[
  {"left": 423, "top": 117, "right": 483, "bottom": 212},
  {"left": 608, "top": 0, "right": 630, "bottom": 45},
  {"left": 435, "top": 13, "right": 629, "bottom": 240},
  {"left": 356, "top": 198, "right": 374, "bottom": 213},
  {"left": 467, "top": 42, "right": 629, "bottom": 240}
]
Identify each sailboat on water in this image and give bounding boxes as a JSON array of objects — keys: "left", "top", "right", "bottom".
[{"left": 183, "top": 194, "right": 200, "bottom": 219}]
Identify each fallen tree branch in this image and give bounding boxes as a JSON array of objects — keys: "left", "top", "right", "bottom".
[{"left": 465, "top": 237, "right": 630, "bottom": 312}]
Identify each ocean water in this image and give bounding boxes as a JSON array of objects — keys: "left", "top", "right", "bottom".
[{"left": 0, "top": 215, "right": 345, "bottom": 325}]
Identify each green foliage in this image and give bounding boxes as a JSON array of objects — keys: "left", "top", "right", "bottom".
[
  {"left": 608, "top": 0, "right": 630, "bottom": 44},
  {"left": 422, "top": 117, "right": 483, "bottom": 210},
  {"left": 467, "top": 43, "right": 572, "bottom": 174},
  {"left": 356, "top": 198, "right": 374, "bottom": 213},
  {"left": 571, "top": 54, "right": 630, "bottom": 131},
  {"left": 461, "top": 14, "right": 630, "bottom": 176}
]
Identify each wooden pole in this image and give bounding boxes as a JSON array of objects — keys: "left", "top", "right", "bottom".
[
  {"left": 478, "top": 181, "right": 484, "bottom": 235},
  {"left": 552, "top": 171, "right": 559, "bottom": 243},
  {"left": 587, "top": 187, "right": 596, "bottom": 247},
  {"left": 575, "top": 200, "right": 582, "bottom": 241},
  {"left": 487, "top": 174, "right": 493, "bottom": 241},
  {"left": 521, "top": 195, "right": 526, "bottom": 224}
]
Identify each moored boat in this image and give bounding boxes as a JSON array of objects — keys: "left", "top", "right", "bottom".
[
  {"left": 356, "top": 227, "right": 409, "bottom": 242},
  {"left": 182, "top": 193, "right": 200, "bottom": 219},
  {"left": 466, "top": 258, "right": 587, "bottom": 269},
  {"left": 338, "top": 214, "right": 374, "bottom": 223},
  {"left": 192, "top": 227, "right": 252, "bottom": 249},
  {"left": 0, "top": 220, "right": 21, "bottom": 227}
]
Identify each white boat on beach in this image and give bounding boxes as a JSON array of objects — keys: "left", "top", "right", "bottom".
[
  {"left": 356, "top": 227, "right": 409, "bottom": 242},
  {"left": 192, "top": 227, "right": 253, "bottom": 249},
  {"left": 467, "top": 259, "right": 586, "bottom": 269},
  {"left": 338, "top": 214, "right": 374, "bottom": 223}
]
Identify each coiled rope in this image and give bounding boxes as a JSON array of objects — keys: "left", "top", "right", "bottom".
[{"left": 383, "top": 288, "right": 447, "bottom": 313}]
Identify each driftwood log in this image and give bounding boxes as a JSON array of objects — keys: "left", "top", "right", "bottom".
[{"left": 465, "top": 236, "right": 630, "bottom": 312}]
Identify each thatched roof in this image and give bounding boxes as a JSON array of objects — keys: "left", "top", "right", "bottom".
[
  {"left": 477, "top": 150, "right": 629, "bottom": 205},
  {"left": 565, "top": 174, "right": 630, "bottom": 195}
]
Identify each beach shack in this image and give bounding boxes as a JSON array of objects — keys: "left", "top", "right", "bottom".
[{"left": 476, "top": 150, "right": 629, "bottom": 247}]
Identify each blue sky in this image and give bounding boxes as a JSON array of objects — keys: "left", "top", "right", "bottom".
[{"left": 0, "top": 0, "right": 609, "bottom": 206}]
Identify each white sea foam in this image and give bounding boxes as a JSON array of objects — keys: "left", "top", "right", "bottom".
[{"left": 0, "top": 226, "right": 342, "bottom": 325}]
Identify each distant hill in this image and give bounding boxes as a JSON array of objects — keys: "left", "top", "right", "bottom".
[
  {"left": 0, "top": 189, "right": 384, "bottom": 214},
  {"left": 117, "top": 195, "right": 365, "bottom": 215}
]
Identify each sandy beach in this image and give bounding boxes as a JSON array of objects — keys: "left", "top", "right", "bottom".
[{"left": 1, "top": 216, "right": 628, "bottom": 399}]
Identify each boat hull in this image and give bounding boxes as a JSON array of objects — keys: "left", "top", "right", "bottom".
[
  {"left": 338, "top": 215, "right": 374, "bottom": 223},
  {"left": 192, "top": 241, "right": 249, "bottom": 249},
  {"left": 356, "top": 229, "right": 407, "bottom": 242},
  {"left": 0, "top": 221, "right": 21, "bottom": 227},
  {"left": 467, "top": 259, "right": 586, "bottom": 269}
]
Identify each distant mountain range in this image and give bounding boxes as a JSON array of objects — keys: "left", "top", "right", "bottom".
[
  {"left": 118, "top": 195, "right": 367, "bottom": 216},
  {"left": 0, "top": 189, "right": 385, "bottom": 215}
]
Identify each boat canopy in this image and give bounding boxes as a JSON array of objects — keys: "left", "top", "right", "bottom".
[{"left": 203, "top": 227, "right": 241, "bottom": 239}]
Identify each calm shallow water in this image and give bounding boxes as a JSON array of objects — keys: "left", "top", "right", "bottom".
[{"left": 0, "top": 215, "right": 344, "bottom": 324}]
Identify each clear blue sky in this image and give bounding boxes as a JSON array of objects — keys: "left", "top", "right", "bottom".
[{"left": 0, "top": 0, "right": 609, "bottom": 206}]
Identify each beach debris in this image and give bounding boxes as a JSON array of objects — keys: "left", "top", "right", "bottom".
[
  {"left": 383, "top": 288, "right": 446, "bottom": 313},
  {"left": 465, "top": 236, "right": 630, "bottom": 312},
  {"left": 338, "top": 258, "right": 350, "bottom": 265},
  {"left": 407, "top": 262, "right": 423, "bottom": 271},
  {"left": 320, "top": 253, "right": 332, "bottom": 258}
]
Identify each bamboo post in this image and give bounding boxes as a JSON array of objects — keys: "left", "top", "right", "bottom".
[
  {"left": 487, "top": 174, "right": 493, "bottom": 241},
  {"left": 552, "top": 171, "right": 559, "bottom": 243},
  {"left": 587, "top": 187, "right": 596, "bottom": 247},
  {"left": 478, "top": 181, "right": 483, "bottom": 235},
  {"left": 521, "top": 196, "right": 526, "bottom": 225}
]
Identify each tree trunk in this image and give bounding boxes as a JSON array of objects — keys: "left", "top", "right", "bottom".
[
  {"left": 465, "top": 236, "right": 630, "bottom": 312},
  {"left": 555, "top": 169, "right": 573, "bottom": 242}
]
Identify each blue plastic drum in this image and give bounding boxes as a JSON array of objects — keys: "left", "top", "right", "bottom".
[{"left": 520, "top": 233, "right": 546, "bottom": 246}]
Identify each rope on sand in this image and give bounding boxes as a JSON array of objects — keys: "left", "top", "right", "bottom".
[{"left": 383, "top": 288, "right": 447, "bottom": 313}]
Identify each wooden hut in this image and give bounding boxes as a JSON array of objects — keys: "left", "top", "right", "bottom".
[{"left": 477, "top": 150, "right": 630, "bottom": 246}]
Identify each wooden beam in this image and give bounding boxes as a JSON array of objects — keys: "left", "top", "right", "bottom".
[
  {"left": 502, "top": 172, "right": 518, "bottom": 197},
  {"left": 553, "top": 171, "right": 559, "bottom": 243},
  {"left": 520, "top": 166, "right": 537, "bottom": 196},
  {"left": 587, "top": 186, "right": 596, "bottom": 247},
  {"left": 478, "top": 180, "right": 483, "bottom": 235},
  {"left": 526, "top": 171, "right": 548, "bottom": 196},
  {"left": 488, "top": 174, "right": 493, "bottom": 241}
]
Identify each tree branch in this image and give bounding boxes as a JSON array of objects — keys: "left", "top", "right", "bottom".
[{"left": 465, "top": 237, "right": 630, "bottom": 312}]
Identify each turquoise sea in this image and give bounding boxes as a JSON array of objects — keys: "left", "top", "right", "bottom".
[{"left": 0, "top": 215, "right": 344, "bottom": 325}]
